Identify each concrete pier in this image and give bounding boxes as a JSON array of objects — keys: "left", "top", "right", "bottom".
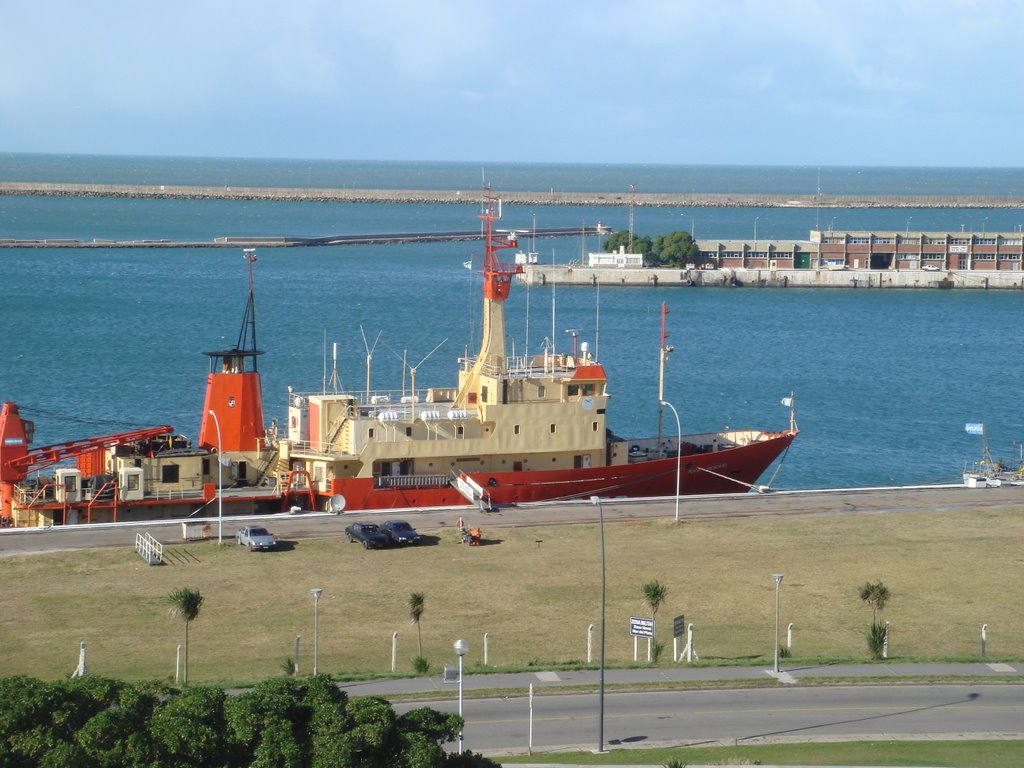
[
  {"left": 521, "top": 264, "right": 1024, "bottom": 290},
  {"left": 4, "top": 180, "right": 1024, "bottom": 209}
]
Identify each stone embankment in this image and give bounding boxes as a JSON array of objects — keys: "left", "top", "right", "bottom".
[
  {"left": 522, "top": 265, "right": 1024, "bottom": 290},
  {"left": 4, "top": 181, "right": 1024, "bottom": 209}
]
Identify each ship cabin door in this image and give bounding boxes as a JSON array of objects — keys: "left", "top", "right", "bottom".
[{"left": 374, "top": 459, "right": 412, "bottom": 477}]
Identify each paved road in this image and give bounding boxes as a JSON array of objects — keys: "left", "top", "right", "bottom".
[
  {"left": 2, "top": 483, "right": 1021, "bottom": 558},
  {"left": 387, "top": 682, "right": 1024, "bottom": 756},
  {"left": 336, "top": 663, "right": 1024, "bottom": 756}
]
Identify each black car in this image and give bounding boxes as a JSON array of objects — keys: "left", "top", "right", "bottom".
[
  {"left": 382, "top": 519, "right": 421, "bottom": 546},
  {"left": 344, "top": 522, "right": 390, "bottom": 549}
]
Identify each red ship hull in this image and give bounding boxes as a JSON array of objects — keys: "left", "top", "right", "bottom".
[{"left": 319, "top": 431, "right": 796, "bottom": 511}]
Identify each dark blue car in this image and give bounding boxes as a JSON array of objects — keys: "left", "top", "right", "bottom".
[
  {"left": 344, "top": 522, "right": 390, "bottom": 549},
  {"left": 383, "top": 520, "right": 421, "bottom": 546}
]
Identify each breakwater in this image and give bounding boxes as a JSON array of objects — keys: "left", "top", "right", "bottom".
[
  {"left": 4, "top": 181, "right": 1024, "bottom": 209},
  {"left": 522, "top": 265, "right": 1024, "bottom": 290}
]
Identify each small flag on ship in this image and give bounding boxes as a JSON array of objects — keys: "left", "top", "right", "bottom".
[
  {"left": 964, "top": 423, "right": 985, "bottom": 435},
  {"left": 781, "top": 396, "right": 793, "bottom": 407}
]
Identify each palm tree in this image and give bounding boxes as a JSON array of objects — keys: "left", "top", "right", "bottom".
[
  {"left": 641, "top": 580, "right": 668, "bottom": 662},
  {"left": 859, "top": 581, "right": 891, "bottom": 660},
  {"left": 641, "top": 580, "right": 668, "bottom": 619},
  {"left": 858, "top": 581, "right": 890, "bottom": 624},
  {"left": 167, "top": 587, "right": 203, "bottom": 685},
  {"left": 408, "top": 592, "right": 425, "bottom": 658}
]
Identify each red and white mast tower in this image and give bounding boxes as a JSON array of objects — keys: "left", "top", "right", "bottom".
[{"left": 456, "top": 189, "right": 523, "bottom": 405}]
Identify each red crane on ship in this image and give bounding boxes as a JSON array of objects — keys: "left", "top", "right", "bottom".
[{"left": 0, "top": 401, "right": 173, "bottom": 521}]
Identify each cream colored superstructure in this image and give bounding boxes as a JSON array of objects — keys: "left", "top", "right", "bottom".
[{"left": 281, "top": 349, "right": 612, "bottom": 495}]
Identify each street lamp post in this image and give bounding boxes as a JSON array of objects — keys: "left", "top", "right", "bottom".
[
  {"left": 454, "top": 638, "right": 469, "bottom": 753},
  {"left": 772, "top": 573, "right": 783, "bottom": 673},
  {"left": 590, "top": 496, "right": 607, "bottom": 754},
  {"left": 311, "top": 588, "right": 323, "bottom": 675},
  {"left": 659, "top": 400, "right": 681, "bottom": 524},
  {"left": 206, "top": 410, "right": 224, "bottom": 544}
]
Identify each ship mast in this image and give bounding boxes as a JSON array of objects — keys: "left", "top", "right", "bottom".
[{"left": 455, "top": 189, "right": 522, "bottom": 407}]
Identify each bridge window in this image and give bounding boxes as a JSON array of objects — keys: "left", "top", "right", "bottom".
[
  {"left": 550, "top": 423, "right": 556, "bottom": 434},
  {"left": 162, "top": 465, "right": 179, "bottom": 484}
]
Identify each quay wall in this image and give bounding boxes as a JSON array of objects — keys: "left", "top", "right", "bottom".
[
  {"left": 4, "top": 181, "right": 1024, "bottom": 209},
  {"left": 521, "top": 265, "right": 1024, "bottom": 290}
]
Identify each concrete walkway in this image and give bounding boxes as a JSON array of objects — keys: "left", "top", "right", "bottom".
[{"left": 336, "top": 660, "right": 1021, "bottom": 699}]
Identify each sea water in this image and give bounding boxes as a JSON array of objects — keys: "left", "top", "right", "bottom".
[{"left": 1, "top": 154, "right": 1022, "bottom": 490}]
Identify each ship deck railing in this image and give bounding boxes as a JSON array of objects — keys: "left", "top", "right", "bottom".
[
  {"left": 374, "top": 474, "right": 450, "bottom": 490},
  {"left": 622, "top": 429, "right": 771, "bottom": 461},
  {"left": 291, "top": 389, "right": 481, "bottom": 420},
  {"left": 460, "top": 352, "right": 583, "bottom": 380}
]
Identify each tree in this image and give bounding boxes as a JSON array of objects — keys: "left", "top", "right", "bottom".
[
  {"left": 167, "top": 587, "right": 204, "bottom": 686},
  {"left": 858, "top": 581, "right": 890, "bottom": 624},
  {"left": 859, "top": 581, "right": 891, "bottom": 660},
  {"left": 641, "top": 580, "right": 668, "bottom": 619},
  {"left": 640, "top": 580, "right": 668, "bottom": 662},
  {"left": 652, "top": 231, "right": 701, "bottom": 267},
  {"left": 602, "top": 230, "right": 653, "bottom": 259},
  {"left": 409, "top": 592, "right": 426, "bottom": 660}
]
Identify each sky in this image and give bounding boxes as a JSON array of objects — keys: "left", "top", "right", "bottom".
[{"left": 2, "top": 0, "right": 1023, "bottom": 166}]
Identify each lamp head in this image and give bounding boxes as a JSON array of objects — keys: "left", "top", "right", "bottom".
[{"left": 453, "top": 639, "right": 469, "bottom": 657}]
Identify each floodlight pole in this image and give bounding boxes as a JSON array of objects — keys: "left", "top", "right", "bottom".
[
  {"left": 772, "top": 573, "right": 783, "bottom": 673},
  {"left": 590, "top": 496, "right": 607, "bottom": 753},
  {"left": 311, "top": 588, "right": 322, "bottom": 675},
  {"left": 659, "top": 399, "right": 681, "bottom": 523},
  {"left": 454, "top": 639, "right": 469, "bottom": 753}
]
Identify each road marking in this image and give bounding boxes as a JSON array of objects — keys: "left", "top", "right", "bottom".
[
  {"left": 766, "top": 670, "right": 797, "bottom": 684},
  {"left": 535, "top": 671, "right": 561, "bottom": 682},
  {"left": 987, "top": 662, "right": 1017, "bottom": 673}
]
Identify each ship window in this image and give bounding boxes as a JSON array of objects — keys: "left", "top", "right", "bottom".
[
  {"left": 574, "top": 455, "right": 583, "bottom": 469},
  {"left": 369, "top": 428, "right": 375, "bottom": 438},
  {"left": 537, "top": 385, "right": 545, "bottom": 397},
  {"left": 456, "top": 425, "right": 464, "bottom": 437},
  {"left": 406, "top": 427, "right": 412, "bottom": 436},
  {"left": 126, "top": 473, "right": 139, "bottom": 491},
  {"left": 481, "top": 385, "right": 489, "bottom": 403},
  {"left": 567, "top": 384, "right": 579, "bottom": 396},
  {"left": 582, "top": 384, "right": 595, "bottom": 395},
  {"left": 162, "top": 465, "right": 179, "bottom": 483},
  {"left": 592, "top": 421, "right": 599, "bottom": 431},
  {"left": 549, "top": 423, "right": 556, "bottom": 434},
  {"left": 202, "top": 458, "right": 210, "bottom": 475},
  {"left": 514, "top": 424, "right": 520, "bottom": 435},
  {"left": 597, "top": 408, "right": 606, "bottom": 414}
]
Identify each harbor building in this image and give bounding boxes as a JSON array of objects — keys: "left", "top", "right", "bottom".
[
  {"left": 694, "top": 230, "right": 1024, "bottom": 272},
  {"left": 523, "top": 229, "right": 1024, "bottom": 289}
]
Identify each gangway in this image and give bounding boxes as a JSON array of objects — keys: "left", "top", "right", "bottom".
[
  {"left": 451, "top": 470, "right": 493, "bottom": 512},
  {"left": 135, "top": 532, "right": 163, "bottom": 566}
]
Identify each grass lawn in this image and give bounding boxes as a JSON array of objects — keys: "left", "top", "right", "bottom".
[
  {"left": 500, "top": 739, "right": 1024, "bottom": 766},
  {"left": 0, "top": 505, "right": 1022, "bottom": 683}
]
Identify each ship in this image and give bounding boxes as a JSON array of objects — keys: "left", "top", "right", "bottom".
[{"left": 0, "top": 195, "right": 797, "bottom": 528}]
